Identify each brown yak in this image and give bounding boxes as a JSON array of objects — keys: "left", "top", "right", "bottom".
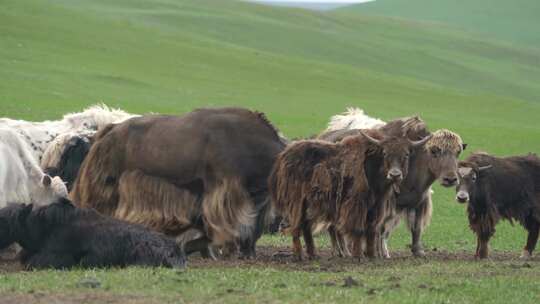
[
  {"left": 269, "top": 130, "right": 431, "bottom": 260},
  {"left": 319, "top": 116, "right": 465, "bottom": 257},
  {"left": 456, "top": 152, "right": 540, "bottom": 259},
  {"left": 71, "top": 107, "right": 287, "bottom": 259}
]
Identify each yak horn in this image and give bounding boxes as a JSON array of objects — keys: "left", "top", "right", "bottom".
[
  {"left": 410, "top": 134, "right": 432, "bottom": 147},
  {"left": 360, "top": 130, "right": 382, "bottom": 145},
  {"left": 478, "top": 165, "right": 493, "bottom": 172}
]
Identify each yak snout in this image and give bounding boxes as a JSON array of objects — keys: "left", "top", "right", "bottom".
[
  {"left": 456, "top": 190, "right": 469, "bottom": 203},
  {"left": 441, "top": 175, "right": 458, "bottom": 187},
  {"left": 387, "top": 168, "right": 403, "bottom": 183}
]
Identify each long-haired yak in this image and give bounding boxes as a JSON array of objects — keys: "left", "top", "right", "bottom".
[
  {"left": 269, "top": 129, "right": 431, "bottom": 260},
  {"left": 0, "top": 198, "right": 186, "bottom": 269},
  {"left": 319, "top": 116, "right": 465, "bottom": 258},
  {"left": 71, "top": 107, "right": 287, "bottom": 258},
  {"left": 456, "top": 152, "right": 540, "bottom": 259}
]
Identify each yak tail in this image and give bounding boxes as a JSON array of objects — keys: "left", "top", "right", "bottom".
[
  {"left": 202, "top": 178, "right": 256, "bottom": 246},
  {"left": 115, "top": 170, "right": 200, "bottom": 235}
]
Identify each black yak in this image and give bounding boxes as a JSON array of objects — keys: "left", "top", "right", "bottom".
[
  {"left": 456, "top": 152, "right": 540, "bottom": 259},
  {"left": 0, "top": 198, "right": 186, "bottom": 269}
]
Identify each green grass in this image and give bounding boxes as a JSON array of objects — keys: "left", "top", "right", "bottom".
[
  {"left": 340, "top": 0, "right": 540, "bottom": 48},
  {"left": 1, "top": 0, "right": 539, "bottom": 302}
]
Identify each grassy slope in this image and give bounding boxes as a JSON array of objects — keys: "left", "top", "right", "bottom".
[
  {"left": 1, "top": 0, "right": 540, "bottom": 302},
  {"left": 340, "top": 0, "right": 540, "bottom": 48}
]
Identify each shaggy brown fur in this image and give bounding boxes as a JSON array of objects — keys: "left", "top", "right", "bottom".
[
  {"left": 115, "top": 170, "right": 202, "bottom": 235},
  {"left": 270, "top": 130, "right": 429, "bottom": 260},
  {"left": 457, "top": 152, "right": 540, "bottom": 259},
  {"left": 319, "top": 116, "right": 464, "bottom": 258},
  {"left": 71, "top": 107, "right": 286, "bottom": 258}
]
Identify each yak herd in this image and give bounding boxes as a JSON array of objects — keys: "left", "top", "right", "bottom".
[{"left": 0, "top": 105, "right": 539, "bottom": 270}]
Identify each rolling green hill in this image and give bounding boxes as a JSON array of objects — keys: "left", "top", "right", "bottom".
[
  {"left": 1, "top": 1, "right": 540, "bottom": 302},
  {"left": 341, "top": 0, "right": 540, "bottom": 48}
]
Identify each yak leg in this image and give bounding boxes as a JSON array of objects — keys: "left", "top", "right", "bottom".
[
  {"left": 350, "top": 235, "right": 365, "bottom": 259},
  {"left": 303, "top": 223, "right": 317, "bottom": 260},
  {"left": 328, "top": 226, "right": 344, "bottom": 257},
  {"left": 522, "top": 217, "right": 540, "bottom": 259},
  {"left": 407, "top": 196, "right": 432, "bottom": 257},
  {"left": 476, "top": 234, "right": 492, "bottom": 259},
  {"left": 366, "top": 228, "right": 377, "bottom": 258},
  {"left": 409, "top": 209, "right": 425, "bottom": 257},
  {"left": 239, "top": 193, "right": 269, "bottom": 259},
  {"left": 291, "top": 228, "right": 303, "bottom": 261}
]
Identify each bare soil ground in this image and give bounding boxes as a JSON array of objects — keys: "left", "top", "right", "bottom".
[{"left": 1, "top": 245, "right": 537, "bottom": 274}]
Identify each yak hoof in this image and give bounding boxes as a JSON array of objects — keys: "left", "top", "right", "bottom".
[
  {"left": 519, "top": 250, "right": 532, "bottom": 260},
  {"left": 412, "top": 248, "right": 426, "bottom": 258}
]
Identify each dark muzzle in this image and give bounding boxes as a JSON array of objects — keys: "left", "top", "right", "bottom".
[
  {"left": 456, "top": 190, "right": 469, "bottom": 203},
  {"left": 387, "top": 168, "right": 403, "bottom": 183}
]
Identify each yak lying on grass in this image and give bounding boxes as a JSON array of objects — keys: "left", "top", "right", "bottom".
[
  {"left": 0, "top": 198, "right": 186, "bottom": 269},
  {"left": 456, "top": 152, "right": 540, "bottom": 259},
  {"left": 269, "top": 129, "right": 431, "bottom": 260}
]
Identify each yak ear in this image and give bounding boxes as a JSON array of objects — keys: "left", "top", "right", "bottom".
[
  {"left": 462, "top": 143, "right": 468, "bottom": 151},
  {"left": 41, "top": 175, "right": 52, "bottom": 187},
  {"left": 478, "top": 165, "right": 493, "bottom": 172},
  {"left": 360, "top": 130, "right": 382, "bottom": 146}
]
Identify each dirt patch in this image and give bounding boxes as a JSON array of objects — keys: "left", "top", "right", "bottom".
[
  {"left": 0, "top": 293, "right": 164, "bottom": 304},
  {"left": 0, "top": 246, "right": 537, "bottom": 274},
  {"left": 187, "top": 246, "right": 539, "bottom": 272}
]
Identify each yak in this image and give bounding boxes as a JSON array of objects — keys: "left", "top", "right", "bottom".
[
  {"left": 456, "top": 152, "right": 540, "bottom": 259},
  {"left": 269, "top": 129, "right": 431, "bottom": 260},
  {"left": 71, "top": 107, "right": 287, "bottom": 259},
  {"left": 0, "top": 198, "right": 186, "bottom": 269},
  {"left": 319, "top": 116, "right": 465, "bottom": 258}
]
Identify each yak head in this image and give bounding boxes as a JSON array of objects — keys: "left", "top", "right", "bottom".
[
  {"left": 424, "top": 129, "right": 466, "bottom": 188},
  {"left": 361, "top": 131, "right": 432, "bottom": 186},
  {"left": 455, "top": 163, "right": 492, "bottom": 203},
  {"left": 0, "top": 203, "right": 33, "bottom": 249}
]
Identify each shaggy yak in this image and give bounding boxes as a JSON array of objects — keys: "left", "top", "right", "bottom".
[
  {"left": 456, "top": 152, "right": 540, "bottom": 259},
  {"left": 319, "top": 116, "right": 465, "bottom": 257},
  {"left": 0, "top": 198, "right": 186, "bottom": 269},
  {"left": 71, "top": 107, "right": 287, "bottom": 258},
  {"left": 269, "top": 129, "right": 431, "bottom": 260}
]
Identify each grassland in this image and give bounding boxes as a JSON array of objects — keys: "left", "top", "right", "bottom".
[{"left": 1, "top": 0, "right": 539, "bottom": 303}]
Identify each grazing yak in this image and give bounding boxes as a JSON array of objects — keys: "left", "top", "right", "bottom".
[
  {"left": 456, "top": 152, "right": 540, "bottom": 259},
  {"left": 269, "top": 129, "right": 431, "bottom": 260},
  {"left": 0, "top": 198, "right": 186, "bottom": 269},
  {"left": 320, "top": 114, "right": 465, "bottom": 257},
  {"left": 41, "top": 131, "right": 94, "bottom": 191},
  {"left": 71, "top": 107, "right": 287, "bottom": 258}
]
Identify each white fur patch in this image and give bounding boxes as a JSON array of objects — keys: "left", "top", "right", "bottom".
[{"left": 326, "top": 107, "right": 386, "bottom": 132}]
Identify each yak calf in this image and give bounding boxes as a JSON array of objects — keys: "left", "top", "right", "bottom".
[
  {"left": 456, "top": 152, "right": 540, "bottom": 259},
  {"left": 0, "top": 198, "right": 186, "bottom": 269}
]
